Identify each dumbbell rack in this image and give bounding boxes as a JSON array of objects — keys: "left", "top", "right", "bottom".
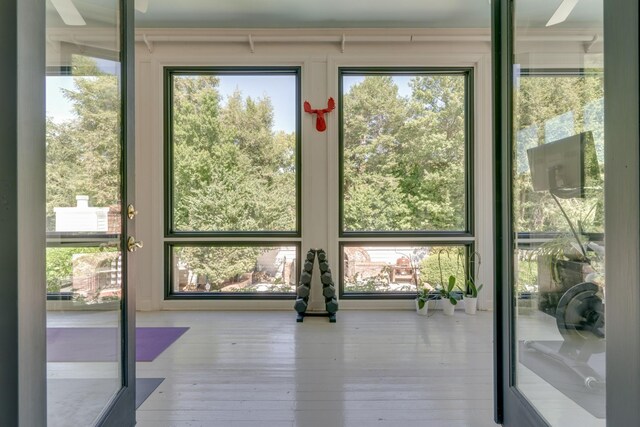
[{"left": 294, "top": 249, "right": 338, "bottom": 323}]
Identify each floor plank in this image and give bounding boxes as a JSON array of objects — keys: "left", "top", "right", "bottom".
[{"left": 136, "top": 310, "right": 497, "bottom": 426}]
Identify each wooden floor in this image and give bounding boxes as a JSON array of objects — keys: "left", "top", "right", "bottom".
[{"left": 135, "top": 310, "right": 497, "bottom": 427}]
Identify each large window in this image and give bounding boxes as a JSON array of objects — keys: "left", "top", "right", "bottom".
[
  {"left": 338, "top": 68, "right": 474, "bottom": 296},
  {"left": 341, "top": 243, "right": 471, "bottom": 295},
  {"left": 164, "top": 67, "right": 301, "bottom": 297}
]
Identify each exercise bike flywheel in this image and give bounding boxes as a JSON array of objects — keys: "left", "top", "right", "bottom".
[{"left": 555, "top": 281, "right": 605, "bottom": 343}]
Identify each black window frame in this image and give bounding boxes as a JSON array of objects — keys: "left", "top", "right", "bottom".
[
  {"left": 338, "top": 241, "right": 474, "bottom": 299},
  {"left": 337, "top": 67, "right": 476, "bottom": 299},
  {"left": 164, "top": 241, "right": 301, "bottom": 300},
  {"left": 338, "top": 67, "right": 475, "bottom": 238},
  {"left": 163, "top": 66, "right": 302, "bottom": 238}
]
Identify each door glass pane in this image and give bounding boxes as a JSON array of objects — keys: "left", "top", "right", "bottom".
[
  {"left": 512, "top": 1, "right": 605, "bottom": 425},
  {"left": 45, "top": 0, "right": 123, "bottom": 425}
]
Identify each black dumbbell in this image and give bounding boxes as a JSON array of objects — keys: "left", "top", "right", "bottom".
[
  {"left": 294, "top": 298, "right": 308, "bottom": 314},
  {"left": 297, "top": 284, "right": 310, "bottom": 298},
  {"left": 317, "top": 251, "right": 327, "bottom": 262},
  {"left": 300, "top": 271, "right": 312, "bottom": 285},
  {"left": 321, "top": 271, "right": 333, "bottom": 285},
  {"left": 304, "top": 260, "right": 314, "bottom": 272},
  {"left": 306, "top": 251, "right": 316, "bottom": 262},
  {"left": 322, "top": 284, "right": 336, "bottom": 299},
  {"left": 325, "top": 298, "right": 339, "bottom": 314},
  {"left": 319, "top": 261, "right": 330, "bottom": 273}
]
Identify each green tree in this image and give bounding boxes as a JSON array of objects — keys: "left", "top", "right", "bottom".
[
  {"left": 46, "top": 63, "right": 120, "bottom": 230},
  {"left": 342, "top": 75, "right": 467, "bottom": 232},
  {"left": 169, "top": 77, "right": 297, "bottom": 289}
]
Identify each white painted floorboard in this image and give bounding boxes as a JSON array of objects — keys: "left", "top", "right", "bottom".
[{"left": 135, "top": 310, "right": 497, "bottom": 427}]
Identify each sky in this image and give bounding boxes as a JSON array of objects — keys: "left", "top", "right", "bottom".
[{"left": 46, "top": 74, "right": 415, "bottom": 133}]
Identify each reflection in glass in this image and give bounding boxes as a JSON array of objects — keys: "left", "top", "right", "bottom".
[
  {"left": 46, "top": 0, "right": 123, "bottom": 425},
  {"left": 512, "top": 2, "right": 606, "bottom": 425},
  {"left": 342, "top": 245, "right": 466, "bottom": 294},
  {"left": 170, "top": 245, "right": 298, "bottom": 294}
]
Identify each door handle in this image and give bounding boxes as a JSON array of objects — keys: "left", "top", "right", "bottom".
[
  {"left": 127, "top": 204, "right": 138, "bottom": 219},
  {"left": 127, "top": 236, "right": 143, "bottom": 252}
]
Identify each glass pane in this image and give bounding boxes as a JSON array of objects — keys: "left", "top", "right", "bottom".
[
  {"left": 512, "top": 1, "right": 605, "bottom": 425},
  {"left": 170, "top": 72, "right": 298, "bottom": 233},
  {"left": 46, "top": 57, "right": 121, "bottom": 234},
  {"left": 45, "top": 0, "right": 123, "bottom": 425},
  {"left": 342, "top": 244, "right": 467, "bottom": 294},
  {"left": 341, "top": 72, "right": 467, "bottom": 233},
  {"left": 171, "top": 245, "right": 298, "bottom": 294}
]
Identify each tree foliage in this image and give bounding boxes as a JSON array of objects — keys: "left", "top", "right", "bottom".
[
  {"left": 342, "top": 75, "right": 466, "bottom": 232},
  {"left": 513, "top": 74, "right": 605, "bottom": 234},
  {"left": 46, "top": 61, "right": 120, "bottom": 230},
  {"left": 46, "top": 61, "right": 605, "bottom": 293}
]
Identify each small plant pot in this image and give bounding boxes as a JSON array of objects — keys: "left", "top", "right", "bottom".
[
  {"left": 464, "top": 297, "right": 478, "bottom": 315},
  {"left": 415, "top": 299, "right": 429, "bottom": 316},
  {"left": 441, "top": 298, "right": 456, "bottom": 316}
]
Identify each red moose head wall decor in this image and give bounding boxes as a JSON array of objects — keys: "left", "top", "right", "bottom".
[{"left": 304, "top": 97, "right": 335, "bottom": 132}]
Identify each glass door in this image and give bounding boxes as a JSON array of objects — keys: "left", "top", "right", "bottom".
[
  {"left": 494, "top": 0, "right": 609, "bottom": 425},
  {"left": 45, "top": 0, "right": 136, "bottom": 425}
]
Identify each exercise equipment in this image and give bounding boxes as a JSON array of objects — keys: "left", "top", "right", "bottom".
[
  {"left": 322, "top": 284, "right": 336, "bottom": 299},
  {"left": 294, "top": 298, "right": 308, "bottom": 314},
  {"left": 524, "top": 281, "right": 605, "bottom": 391},
  {"left": 297, "top": 284, "right": 310, "bottom": 299},
  {"left": 294, "top": 248, "right": 338, "bottom": 323}
]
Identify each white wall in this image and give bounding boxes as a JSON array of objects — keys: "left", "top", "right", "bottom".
[{"left": 133, "top": 28, "right": 495, "bottom": 312}]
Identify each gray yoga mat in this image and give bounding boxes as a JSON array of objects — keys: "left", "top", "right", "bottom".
[
  {"left": 136, "top": 377, "right": 165, "bottom": 408},
  {"left": 519, "top": 340, "right": 605, "bottom": 419},
  {"left": 47, "top": 378, "right": 164, "bottom": 426}
]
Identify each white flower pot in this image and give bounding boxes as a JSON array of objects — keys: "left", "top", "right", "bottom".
[
  {"left": 415, "top": 298, "right": 429, "bottom": 316},
  {"left": 441, "top": 298, "right": 456, "bottom": 315},
  {"left": 464, "top": 297, "right": 478, "bottom": 315}
]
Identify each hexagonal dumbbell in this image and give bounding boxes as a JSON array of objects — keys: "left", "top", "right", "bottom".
[
  {"left": 320, "top": 271, "right": 333, "bottom": 285},
  {"left": 303, "top": 260, "right": 314, "bottom": 273},
  {"left": 317, "top": 250, "right": 327, "bottom": 262},
  {"left": 318, "top": 260, "right": 330, "bottom": 273},
  {"left": 294, "top": 298, "right": 308, "bottom": 314},
  {"left": 322, "top": 284, "right": 336, "bottom": 299},
  {"left": 300, "top": 271, "right": 312, "bottom": 285},
  {"left": 306, "top": 250, "right": 316, "bottom": 262},
  {"left": 325, "top": 297, "right": 339, "bottom": 314},
  {"left": 297, "top": 284, "right": 311, "bottom": 298}
]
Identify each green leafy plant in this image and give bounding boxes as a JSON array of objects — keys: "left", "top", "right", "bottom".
[
  {"left": 462, "top": 251, "right": 484, "bottom": 298},
  {"left": 465, "top": 276, "right": 484, "bottom": 298},
  {"left": 416, "top": 286, "right": 433, "bottom": 309},
  {"left": 435, "top": 248, "right": 460, "bottom": 305},
  {"left": 438, "top": 275, "right": 458, "bottom": 305}
]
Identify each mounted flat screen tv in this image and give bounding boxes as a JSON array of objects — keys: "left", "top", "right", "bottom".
[{"left": 527, "top": 131, "right": 600, "bottom": 199}]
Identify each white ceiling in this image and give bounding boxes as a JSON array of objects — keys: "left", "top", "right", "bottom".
[
  {"left": 134, "top": 0, "right": 491, "bottom": 28},
  {"left": 46, "top": 0, "right": 603, "bottom": 29}
]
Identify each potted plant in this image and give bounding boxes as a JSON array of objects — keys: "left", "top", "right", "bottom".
[
  {"left": 434, "top": 248, "right": 461, "bottom": 315},
  {"left": 415, "top": 286, "right": 431, "bottom": 315},
  {"left": 398, "top": 248, "right": 433, "bottom": 315},
  {"left": 438, "top": 275, "right": 458, "bottom": 315},
  {"left": 461, "top": 251, "right": 483, "bottom": 315}
]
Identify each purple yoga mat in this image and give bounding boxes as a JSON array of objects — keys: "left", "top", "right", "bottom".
[{"left": 47, "top": 327, "right": 189, "bottom": 362}]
